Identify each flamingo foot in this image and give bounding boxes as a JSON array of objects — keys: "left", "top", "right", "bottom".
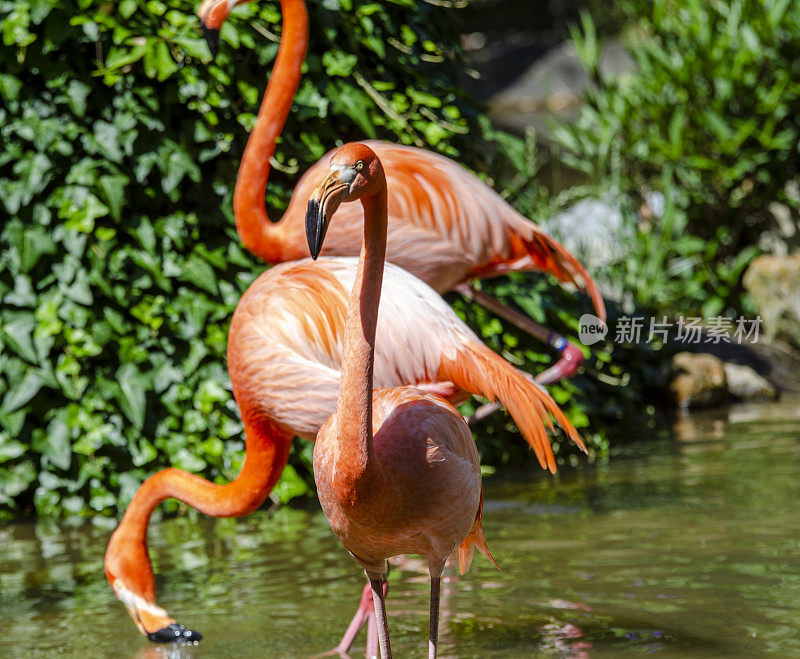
[
  {"left": 146, "top": 623, "right": 203, "bottom": 644},
  {"left": 534, "top": 340, "right": 585, "bottom": 386},
  {"left": 455, "top": 283, "right": 586, "bottom": 385}
]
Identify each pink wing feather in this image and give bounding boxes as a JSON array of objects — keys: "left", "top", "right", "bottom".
[
  {"left": 227, "top": 257, "right": 582, "bottom": 471},
  {"left": 279, "top": 141, "right": 605, "bottom": 319}
]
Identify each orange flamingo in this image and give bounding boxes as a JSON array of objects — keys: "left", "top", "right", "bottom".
[
  {"left": 105, "top": 258, "right": 584, "bottom": 646},
  {"left": 308, "top": 142, "right": 503, "bottom": 658},
  {"left": 197, "top": 0, "right": 605, "bottom": 385}
]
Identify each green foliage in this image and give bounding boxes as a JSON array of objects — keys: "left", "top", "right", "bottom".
[
  {"left": 0, "top": 0, "right": 488, "bottom": 517},
  {"left": 553, "top": 0, "right": 800, "bottom": 316}
]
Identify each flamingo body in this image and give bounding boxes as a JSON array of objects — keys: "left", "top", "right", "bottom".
[
  {"left": 251, "top": 141, "right": 604, "bottom": 313},
  {"left": 200, "top": 0, "right": 605, "bottom": 318},
  {"left": 315, "top": 387, "right": 485, "bottom": 576},
  {"left": 228, "top": 256, "right": 581, "bottom": 469}
]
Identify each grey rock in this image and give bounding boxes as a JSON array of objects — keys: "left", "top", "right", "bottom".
[
  {"left": 487, "top": 40, "right": 634, "bottom": 136},
  {"left": 668, "top": 352, "right": 728, "bottom": 409},
  {"left": 743, "top": 254, "right": 800, "bottom": 348},
  {"left": 723, "top": 362, "right": 778, "bottom": 401}
]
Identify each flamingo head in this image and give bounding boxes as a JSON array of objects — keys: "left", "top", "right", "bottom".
[
  {"left": 197, "top": 0, "right": 252, "bottom": 58},
  {"left": 305, "top": 143, "right": 385, "bottom": 260}
]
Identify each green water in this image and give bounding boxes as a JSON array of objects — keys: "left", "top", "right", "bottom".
[{"left": 2, "top": 396, "right": 799, "bottom": 657}]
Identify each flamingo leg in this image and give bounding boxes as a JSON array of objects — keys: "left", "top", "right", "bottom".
[
  {"left": 321, "top": 577, "right": 388, "bottom": 658},
  {"left": 368, "top": 573, "right": 392, "bottom": 659},
  {"left": 334, "top": 581, "right": 373, "bottom": 655},
  {"left": 428, "top": 576, "right": 441, "bottom": 659},
  {"left": 455, "top": 283, "right": 585, "bottom": 385},
  {"left": 365, "top": 604, "right": 379, "bottom": 659}
]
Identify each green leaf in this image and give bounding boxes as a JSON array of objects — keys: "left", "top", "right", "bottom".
[
  {"left": 116, "top": 364, "right": 147, "bottom": 430},
  {"left": 0, "top": 438, "right": 26, "bottom": 463},
  {"left": 104, "top": 44, "right": 146, "bottom": 70},
  {"left": 322, "top": 50, "right": 358, "bottom": 77},
  {"left": 98, "top": 174, "right": 129, "bottom": 221},
  {"left": 0, "top": 462, "right": 36, "bottom": 498},
  {"left": 1, "top": 317, "right": 38, "bottom": 364},
  {"left": 172, "top": 447, "right": 206, "bottom": 472},
  {"left": 179, "top": 255, "right": 218, "bottom": 295},
  {"left": 272, "top": 464, "right": 311, "bottom": 503},
  {"left": 0, "top": 74, "right": 22, "bottom": 102},
  {"left": 32, "top": 416, "right": 72, "bottom": 471},
  {"left": 2, "top": 370, "right": 46, "bottom": 413}
]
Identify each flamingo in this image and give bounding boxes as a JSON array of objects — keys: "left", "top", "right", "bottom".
[
  {"left": 197, "top": 0, "right": 606, "bottom": 386},
  {"left": 104, "top": 251, "right": 584, "bottom": 647},
  {"left": 308, "top": 142, "right": 501, "bottom": 659},
  {"left": 104, "top": 257, "right": 584, "bottom": 647}
]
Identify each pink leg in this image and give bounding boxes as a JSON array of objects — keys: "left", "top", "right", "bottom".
[
  {"left": 456, "top": 283, "right": 586, "bottom": 385},
  {"left": 366, "top": 606, "right": 378, "bottom": 659},
  {"left": 533, "top": 342, "right": 585, "bottom": 385},
  {"left": 331, "top": 579, "right": 388, "bottom": 657},
  {"left": 334, "top": 582, "right": 373, "bottom": 655}
]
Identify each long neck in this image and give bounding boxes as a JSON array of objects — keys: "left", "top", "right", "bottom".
[
  {"left": 335, "top": 187, "right": 388, "bottom": 481},
  {"left": 233, "top": 0, "right": 308, "bottom": 262}
]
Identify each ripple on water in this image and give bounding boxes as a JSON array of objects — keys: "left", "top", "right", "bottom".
[{"left": 2, "top": 395, "right": 800, "bottom": 656}]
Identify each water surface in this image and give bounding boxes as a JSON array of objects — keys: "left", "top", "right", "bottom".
[{"left": 2, "top": 396, "right": 799, "bottom": 657}]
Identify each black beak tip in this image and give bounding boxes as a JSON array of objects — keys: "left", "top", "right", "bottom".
[
  {"left": 201, "top": 24, "right": 220, "bottom": 60},
  {"left": 306, "top": 199, "right": 323, "bottom": 260}
]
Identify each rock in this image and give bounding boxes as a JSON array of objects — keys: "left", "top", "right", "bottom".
[
  {"left": 743, "top": 254, "right": 800, "bottom": 348},
  {"left": 486, "top": 39, "right": 634, "bottom": 136},
  {"left": 668, "top": 352, "right": 727, "bottom": 409},
  {"left": 541, "top": 192, "right": 668, "bottom": 306},
  {"left": 723, "top": 363, "right": 778, "bottom": 401},
  {"left": 543, "top": 197, "right": 627, "bottom": 271}
]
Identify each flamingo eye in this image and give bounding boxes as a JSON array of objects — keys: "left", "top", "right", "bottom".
[{"left": 355, "top": 160, "right": 364, "bottom": 172}]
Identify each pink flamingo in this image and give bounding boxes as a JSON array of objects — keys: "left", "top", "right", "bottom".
[
  {"left": 308, "top": 142, "right": 499, "bottom": 658},
  {"left": 104, "top": 257, "right": 583, "bottom": 648}
]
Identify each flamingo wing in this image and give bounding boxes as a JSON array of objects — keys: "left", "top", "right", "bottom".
[
  {"left": 229, "top": 257, "right": 582, "bottom": 472},
  {"left": 367, "top": 141, "right": 606, "bottom": 318},
  {"left": 281, "top": 142, "right": 605, "bottom": 318},
  {"left": 227, "top": 258, "right": 474, "bottom": 439}
]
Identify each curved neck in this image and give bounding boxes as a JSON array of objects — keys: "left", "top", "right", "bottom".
[
  {"left": 104, "top": 413, "right": 292, "bottom": 615},
  {"left": 335, "top": 187, "right": 389, "bottom": 483},
  {"left": 233, "top": 0, "right": 308, "bottom": 262}
]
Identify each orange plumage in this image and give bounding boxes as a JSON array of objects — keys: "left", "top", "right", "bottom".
[
  {"left": 104, "top": 253, "right": 584, "bottom": 643},
  {"left": 104, "top": 0, "right": 591, "bottom": 649}
]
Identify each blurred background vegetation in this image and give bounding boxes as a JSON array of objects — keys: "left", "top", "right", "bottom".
[{"left": 2, "top": 0, "right": 796, "bottom": 518}]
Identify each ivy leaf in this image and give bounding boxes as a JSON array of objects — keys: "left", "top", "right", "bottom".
[
  {"left": 0, "top": 438, "right": 26, "bottom": 463},
  {"left": 2, "top": 370, "right": 46, "bottom": 413},
  {"left": 33, "top": 415, "right": 72, "bottom": 471},
  {"left": 322, "top": 50, "right": 358, "bottom": 77},
  {"left": 98, "top": 173, "right": 129, "bottom": 221},
  {"left": 272, "top": 464, "right": 311, "bottom": 503},
  {"left": 104, "top": 43, "right": 146, "bottom": 70},
  {"left": 1, "top": 317, "right": 38, "bottom": 364},
  {"left": 116, "top": 364, "right": 147, "bottom": 430},
  {"left": 180, "top": 254, "right": 218, "bottom": 295}
]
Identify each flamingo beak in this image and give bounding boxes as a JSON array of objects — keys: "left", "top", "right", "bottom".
[
  {"left": 202, "top": 25, "right": 220, "bottom": 59},
  {"left": 306, "top": 170, "right": 350, "bottom": 260},
  {"left": 197, "top": 0, "right": 233, "bottom": 60}
]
